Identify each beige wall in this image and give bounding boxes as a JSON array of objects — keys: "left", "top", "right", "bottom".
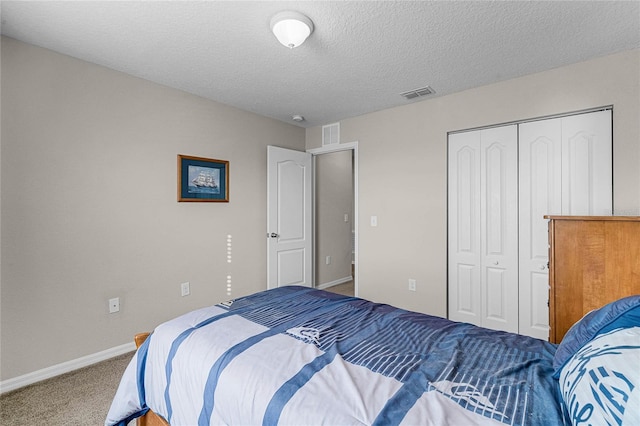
[
  {"left": 307, "top": 49, "right": 640, "bottom": 317},
  {"left": 315, "top": 150, "right": 353, "bottom": 286},
  {"left": 0, "top": 37, "right": 305, "bottom": 380}
]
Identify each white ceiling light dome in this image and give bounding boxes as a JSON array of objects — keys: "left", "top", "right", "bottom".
[{"left": 270, "top": 11, "right": 314, "bottom": 49}]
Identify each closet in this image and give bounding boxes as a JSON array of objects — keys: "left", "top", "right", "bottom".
[{"left": 447, "top": 109, "right": 612, "bottom": 339}]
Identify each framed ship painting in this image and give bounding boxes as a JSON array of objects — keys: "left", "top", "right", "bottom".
[{"left": 178, "top": 155, "right": 229, "bottom": 202}]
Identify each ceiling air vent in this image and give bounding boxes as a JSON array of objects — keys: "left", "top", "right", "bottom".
[{"left": 400, "top": 86, "right": 435, "bottom": 100}]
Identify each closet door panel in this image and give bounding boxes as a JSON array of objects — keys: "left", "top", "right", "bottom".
[
  {"left": 527, "top": 272, "right": 552, "bottom": 332},
  {"left": 518, "top": 118, "right": 562, "bottom": 339},
  {"left": 448, "top": 132, "right": 482, "bottom": 325},
  {"left": 454, "top": 264, "right": 476, "bottom": 315},
  {"left": 480, "top": 125, "right": 518, "bottom": 333},
  {"left": 561, "top": 110, "right": 612, "bottom": 216},
  {"left": 485, "top": 267, "right": 508, "bottom": 322}
]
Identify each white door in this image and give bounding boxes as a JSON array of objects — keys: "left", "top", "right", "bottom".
[
  {"left": 448, "top": 126, "right": 518, "bottom": 333},
  {"left": 267, "top": 146, "right": 313, "bottom": 289},
  {"left": 561, "top": 110, "right": 612, "bottom": 216},
  {"left": 480, "top": 126, "right": 519, "bottom": 333},
  {"left": 519, "top": 118, "right": 562, "bottom": 340},
  {"left": 448, "top": 131, "right": 482, "bottom": 325},
  {"left": 518, "top": 110, "right": 612, "bottom": 339}
]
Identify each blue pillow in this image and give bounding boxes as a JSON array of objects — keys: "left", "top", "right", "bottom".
[
  {"left": 558, "top": 327, "right": 640, "bottom": 425},
  {"left": 553, "top": 294, "right": 640, "bottom": 377}
]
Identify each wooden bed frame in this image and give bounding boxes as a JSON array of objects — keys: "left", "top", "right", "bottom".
[{"left": 134, "top": 333, "right": 169, "bottom": 426}]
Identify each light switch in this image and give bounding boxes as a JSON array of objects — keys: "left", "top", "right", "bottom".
[
  {"left": 109, "top": 297, "right": 120, "bottom": 313},
  {"left": 370, "top": 216, "right": 378, "bottom": 227},
  {"left": 408, "top": 279, "right": 417, "bottom": 291}
]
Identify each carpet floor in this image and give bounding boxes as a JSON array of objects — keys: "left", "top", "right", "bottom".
[
  {"left": 0, "top": 351, "right": 134, "bottom": 426},
  {"left": 322, "top": 280, "right": 355, "bottom": 297}
]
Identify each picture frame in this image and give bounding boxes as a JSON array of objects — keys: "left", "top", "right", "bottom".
[{"left": 177, "top": 154, "right": 229, "bottom": 202}]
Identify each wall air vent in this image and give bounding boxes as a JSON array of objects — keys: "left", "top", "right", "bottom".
[
  {"left": 400, "top": 86, "right": 435, "bottom": 100},
  {"left": 322, "top": 122, "right": 340, "bottom": 146}
]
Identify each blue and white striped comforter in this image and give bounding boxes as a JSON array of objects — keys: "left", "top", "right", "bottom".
[{"left": 106, "top": 286, "right": 567, "bottom": 425}]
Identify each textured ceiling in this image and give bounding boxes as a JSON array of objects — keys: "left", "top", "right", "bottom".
[{"left": 1, "top": 1, "right": 639, "bottom": 128}]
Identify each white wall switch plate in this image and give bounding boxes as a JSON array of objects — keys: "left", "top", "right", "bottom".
[
  {"left": 109, "top": 297, "right": 120, "bottom": 313},
  {"left": 181, "top": 282, "right": 190, "bottom": 297},
  {"left": 408, "top": 279, "right": 417, "bottom": 291}
]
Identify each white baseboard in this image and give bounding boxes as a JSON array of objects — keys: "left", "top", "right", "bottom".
[
  {"left": 316, "top": 275, "right": 353, "bottom": 290},
  {"left": 0, "top": 341, "right": 136, "bottom": 394}
]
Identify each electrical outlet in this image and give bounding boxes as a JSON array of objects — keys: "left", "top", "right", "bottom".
[
  {"left": 109, "top": 297, "right": 120, "bottom": 313},
  {"left": 181, "top": 282, "right": 190, "bottom": 297},
  {"left": 408, "top": 279, "right": 417, "bottom": 292}
]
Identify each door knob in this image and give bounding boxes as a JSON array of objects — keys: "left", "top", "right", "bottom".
[{"left": 269, "top": 233, "right": 279, "bottom": 238}]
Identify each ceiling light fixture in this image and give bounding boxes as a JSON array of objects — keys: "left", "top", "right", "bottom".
[{"left": 270, "top": 11, "right": 314, "bottom": 49}]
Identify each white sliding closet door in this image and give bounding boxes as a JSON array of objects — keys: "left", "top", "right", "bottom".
[
  {"left": 561, "top": 110, "right": 613, "bottom": 216},
  {"left": 518, "top": 118, "right": 562, "bottom": 340},
  {"left": 448, "top": 131, "right": 482, "bottom": 325},
  {"left": 480, "top": 126, "right": 519, "bottom": 333},
  {"left": 518, "top": 109, "right": 612, "bottom": 340},
  {"left": 448, "top": 126, "right": 518, "bottom": 333},
  {"left": 450, "top": 109, "right": 611, "bottom": 338}
]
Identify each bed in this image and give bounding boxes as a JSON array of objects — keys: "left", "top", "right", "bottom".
[{"left": 106, "top": 286, "right": 640, "bottom": 426}]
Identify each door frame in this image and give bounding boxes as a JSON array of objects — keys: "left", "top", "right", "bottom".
[{"left": 308, "top": 142, "right": 359, "bottom": 297}]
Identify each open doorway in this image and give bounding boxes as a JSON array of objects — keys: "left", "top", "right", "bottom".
[{"left": 309, "top": 142, "right": 358, "bottom": 297}]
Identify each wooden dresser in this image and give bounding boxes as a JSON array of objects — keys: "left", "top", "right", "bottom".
[{"left": 546, "top": 216, "right": 640, "bottom": 343}]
